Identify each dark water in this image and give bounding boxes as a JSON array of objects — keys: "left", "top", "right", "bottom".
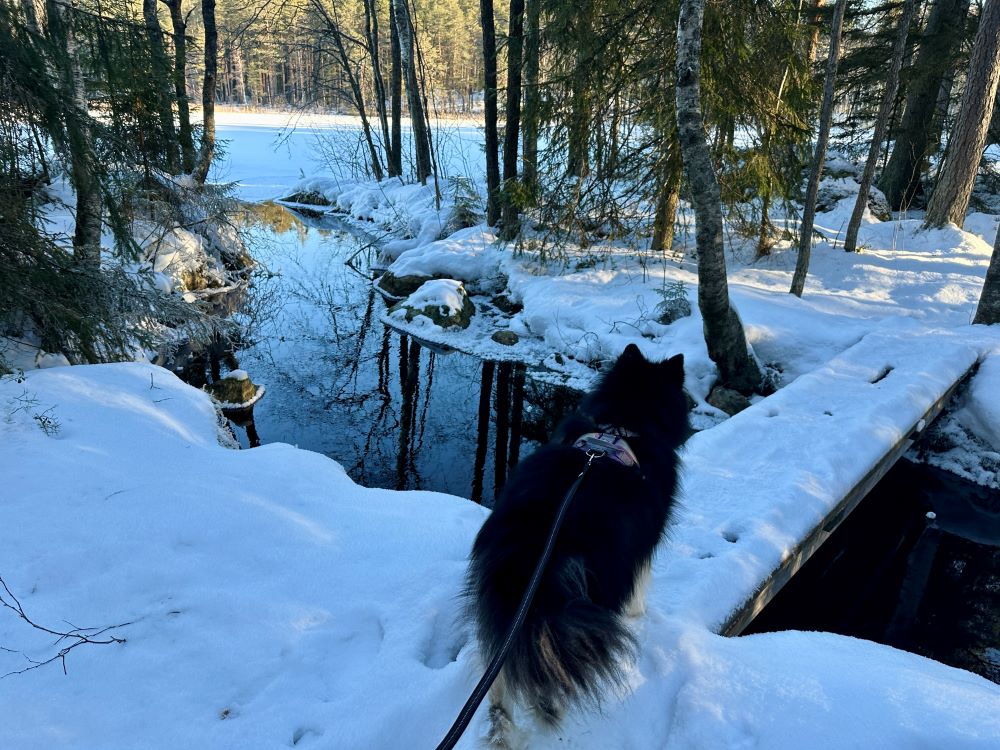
[
  {"left": 230, "top": 205, "right": 579, "bottom": 505},
  {"left": 746, "top": 459, "right": 1000, "bottom": 684}
]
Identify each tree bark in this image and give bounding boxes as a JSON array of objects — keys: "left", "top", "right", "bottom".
[
  {"left": 923, "top": 0, "right": 1000, "bottom": 228},
  {"left": 47, "top": 0, "right": 101, "bottom": 267},
  {"left": 879, "top": 0, "right": 970, "bottom": 210},
  {"left": 395, "top": 0, "right": 431, "bottom": 182},
  {"left": 192, "top": 0, "right": 217, "bottom": 185},
  {"left": 651, "top": 141, "right": 683, "bottom": 254},
  {"left": 844, "top": 0, "right": 918, "bottom": 252},
  {"left": 161, "top": 0, "right": 195, "bottom": 173},
  {"left": 388, "top": 0, "right": 403, "bottom": 176},
  {"left": 521, "top": 0, "right": 540, "bottom": 196},
  {"left": 790, "top": 0, "right": 847, "bottom": 298},
  {"left": 805, "top": 0, "right": 827, "bottom": 64},
  {"left": 364, "top": 0, "right": 392, "bottom": 167},
  {"left": 499, "top": 0, "right": 525, "bottom": 240},
  {"left": 567, "top": 2, "right": 594, "bottom": 180},
  {"left": 480, "top": 0, "right": 500, "bottom": 224},
  {"left": 676, "top": 0, "right": 761, "bottom": 394},
  {"left": 974, "top": 224, "right": 1000, "bottom": 324},
  {"left": 143, "top": 0, "right": 179, "bottom": 173}
]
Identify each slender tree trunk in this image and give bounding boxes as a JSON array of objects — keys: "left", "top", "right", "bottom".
[
  {"left": 651, "top": 141, "right": 683, "bottom": 254},
  {"left": 499, "top": 0, "right": 525, "bottom": 240},
  {"left": 975, "top": 224, "right": 1000, "bottom": 324},
  {"left": 844, "top": 0, "right": 918, "bottom": 252},
  {"left": 162, "top": 0, "right": 195, "bottom": 173},
  {"left": 676, "top": 0, "right": 761, "bottom": 394},
  {"left": 388, "top": 0, "right": 403, "bottom": 176},
  {"left": 879, "top": 0, "right": 970, "bottom": 210},
  {"left": 364, "top": 0, "right": 392, "bottom": 165},
  {"left": 567, "top": 2, "right": 594, "bottom": 180},
  {"left": 805, "top": 0, "right": 827, "bottom": 64},
  {"left": 480, "top": 0, "right": 500, "bottom": 224},
  {"left": 395, "top": 0, "right": 431, "bottom": 182},
  {"left": 47, "top": 0, "right": 101, "bottom": 268},
  {"left": 521, "top": 0, "right": 540, "bottom": 196},
  {"left": 790, "top": 0, "right": 847, "bottom": 298},
  {"left": 143, "top": 0, "right": 179, "bottom": 173},
  {"left": 924, "top": 0, "right": 1000, "bottom": 228},
  {"left": 313, "top": 0, "right": 385, "bottom": 181},
  {"left": 192, "top": 0, "right": 217, "bottom": 185}
]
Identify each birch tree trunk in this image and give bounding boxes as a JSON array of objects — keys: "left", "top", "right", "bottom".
[
  {"left": 676, "top": 0, "right": 761, "bottom": 394},
  {"left": 975, "top": 225, "right": 1000, "bottom": 324},
  {"left": 789, "top": 0, "right": 847, "bottom": 298},
  {"left": 843, "top": 0, "right": 917, "bottom": 252},
  {"left": 924, "top": 0, "right": 1000, "bottom": 228},
  {"left": 193, "top": 0, "right": 217, "bottom": 185},
  {"left": 311, "top": 0, "right": 384, "bottom": 181},
  {"left": 480, "top": 0, "right": 500, "bottom": 224},
  {"left": 499, "top": 0, "right": 524, "bottom": 240}
]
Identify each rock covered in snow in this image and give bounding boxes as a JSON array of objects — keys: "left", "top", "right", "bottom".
[
  {"left": 815, "top": 176, "right": 891, "bottom": 221},
  {"left": 389, "top": 278, "right": 475, "bottom": 330},
  {"left": 135, "top": 221, "right": 227, "bottom": 292}
]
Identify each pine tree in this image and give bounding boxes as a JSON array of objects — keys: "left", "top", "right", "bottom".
[
  {"left": 923, "top": 0, "right": 1000, "bottom": 228},
  {"left": 878, "top": 0, "right": 970, "bottom": 210},
  {"left": 844, "top": 0, "right": 918, "bottom": 252},
  {"left": 790, "top": 0, "right": 848, "bottom": 298}
]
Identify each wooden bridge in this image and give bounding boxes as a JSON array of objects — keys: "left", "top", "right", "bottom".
[{"left": 648, "top": 327, "right": 984, "bottom": 635}]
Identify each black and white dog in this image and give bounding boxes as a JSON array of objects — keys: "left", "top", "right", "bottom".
[{"left": 465, "top": 344, "right": 689, "bottom": 747}]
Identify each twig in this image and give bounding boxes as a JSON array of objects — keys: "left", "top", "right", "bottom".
[{"left": 0, "top": 576, "right": 131, "bottom": 678}]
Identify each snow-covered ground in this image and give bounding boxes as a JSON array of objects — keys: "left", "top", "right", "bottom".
[
  {"left": 4, "top": 114, "right": 1000, "bottom": 749},
  {"left": 3, "top": 364, "right": 1000, "bottom": 749}
]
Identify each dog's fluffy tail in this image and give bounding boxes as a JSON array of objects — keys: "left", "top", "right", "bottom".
[{"left": 475, "top": 556, "right": 637, "bottom": 724}]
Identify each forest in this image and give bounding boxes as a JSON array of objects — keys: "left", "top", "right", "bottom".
[{"left": 3, "top": 0, "right": 1000, "bottom": 389}]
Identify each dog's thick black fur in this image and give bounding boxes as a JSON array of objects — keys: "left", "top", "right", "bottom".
[{"left": 465, "top": 344, "right": 688, "bottom": 745}]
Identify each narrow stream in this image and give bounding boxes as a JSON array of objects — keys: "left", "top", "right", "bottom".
[
  {"left": 233, "top": 204, "right": 578, "bottom": 505},
  {"left": 746, "top": 459, "right": 1000, "bottom": 684}
]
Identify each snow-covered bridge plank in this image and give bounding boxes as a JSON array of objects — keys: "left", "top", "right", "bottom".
[{"left": 650, "top": 327, "right": 981, "bottom": 635}]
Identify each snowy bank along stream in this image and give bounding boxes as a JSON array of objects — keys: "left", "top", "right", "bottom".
[{"left": 219, "top": 193, "right": 1000, "bottom": 688}]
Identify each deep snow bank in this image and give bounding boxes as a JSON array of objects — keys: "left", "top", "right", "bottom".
[{"left": 2, "top": 363, "right": 1000, "bottom": 749}]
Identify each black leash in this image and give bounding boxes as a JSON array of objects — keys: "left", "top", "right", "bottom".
[{"left": 434, "top": 450, "right": 605, "bottom": 750}]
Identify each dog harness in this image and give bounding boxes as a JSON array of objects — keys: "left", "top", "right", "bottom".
[{"left": 572, "top": 429, "right": 640, "bottom": 469}]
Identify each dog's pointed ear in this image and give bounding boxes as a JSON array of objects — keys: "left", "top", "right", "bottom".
[
  {"left": 619, "top": 343, "right": 644, "bottom": 364},
  {"left": 660, "top": 353, "right": 685, "bottom": 384}
]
